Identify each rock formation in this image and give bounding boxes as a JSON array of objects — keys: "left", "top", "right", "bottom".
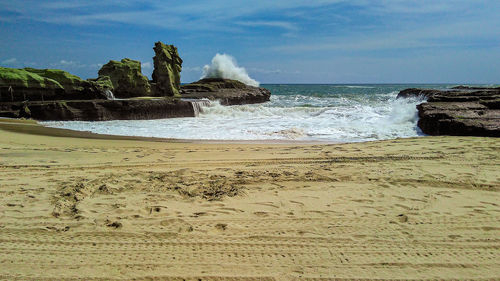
[
  {"left": 397, "top": 87, "right": 500, "bottom": 137},
  {"left": 0, "top": 42, "right": 272, "bottom": 121},
  {"left": 0, "top": 67, "right": 108, "bottom": 102},
  {"left": 98, "top": 58, "right": 151, "bottom": 98},
  {"left": 152, "top": 41, "right": 182, "bottom": 97},
  {"left": 181, "top": 78, "right": 271, "bottom": 105},
  {"left": 86, "top": 76, "right": 115, "bottom": 99}
]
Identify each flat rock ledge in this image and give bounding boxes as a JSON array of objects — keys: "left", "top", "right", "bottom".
[
  {"left": 397, "top": 86, "right": 500, "bottom": 137},
  {"left": 181, "top": 78, "right": 271, "bottom": 105},
  {"left": 0, "top": 99, "right": 195, "bottom": 121}
]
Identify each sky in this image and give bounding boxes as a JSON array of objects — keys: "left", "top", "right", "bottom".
[{"left": 1, "top": 0, "right": 499, "bottom": 84}]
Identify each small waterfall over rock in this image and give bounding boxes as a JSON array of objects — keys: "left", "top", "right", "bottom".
[
  {"left": 104, "top": 89, "right": 115, "bottom": 100},
  {"left": 188, "top": 99, "right": 211, "bottom": 117}
]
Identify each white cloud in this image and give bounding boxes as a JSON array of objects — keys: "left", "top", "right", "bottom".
[
  {"left": 0, "top": 0, "right": 349, "bottom": 31},
  {"left": 236, "top": 20, "right": 299, "bottom": 37},
  {"left": 59, "top": 60, "right": 77, "bottom": 66},
  {"left": 1, "top": 58, "right": 18, "bottom": 65},
  {"left": 273, "top": 12, "right": 500, "bottom": 53},
  {"left": 48, "top": 60, "right": 105, "bottom": 70},
  {"left": 141, "top": 61, "right": 152, "bottom": 70},
  {"left": 183, "top": 66, "right": 202, "bottom": 72},
  {"left": 236, "top": 20, "right": 297, "bottom": 31},
  {"left": 248, "top": 68, "right": 282, "bottom": 74},
  {"left": 2, "top": 0, "right": 499, "bottom": 38}
]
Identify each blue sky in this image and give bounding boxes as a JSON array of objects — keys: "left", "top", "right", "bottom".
[{"left": 1, "top": 0, "right": 499, "bottom": 84}]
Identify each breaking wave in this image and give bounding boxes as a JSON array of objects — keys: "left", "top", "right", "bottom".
[
  {"left": 42, "top": 85, "right": 426, "bottom": 142},
  {"left": 201, "top": 53, "right": 259, "bottom": 87}
]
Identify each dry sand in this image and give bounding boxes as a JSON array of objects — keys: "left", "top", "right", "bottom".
[{"left": 0, "top": 118, "right": 499, "bottom": 280}]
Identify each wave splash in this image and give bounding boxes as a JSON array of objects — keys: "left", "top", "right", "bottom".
[
  {"left": 188, "top": 93, "right": 423, "bottom": 141},
  {"left": 201, "top": 53, "right": 259, "bottom": 87},
  {"left": 185, "top": 98, "right": 211, "bottom": 117},
  {"left": 105, "top": 90, "right": 115, "bottom": 100}
]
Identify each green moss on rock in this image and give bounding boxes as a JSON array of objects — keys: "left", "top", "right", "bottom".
[
  {"left": 22, "top": 104, "right": 31, "bottom": 115},
  {"left": 23, "top": 68, "right": 86, "bottom": 92},
  {"left": 1, "top": 67, "right": 115, "bottom": 101},
  {"left": 98, "top": 58, "right": 151, "bottom": 98},
  {"left": 87, "top": 76, "right": 114, "bottom": 92},
  {"left": 0, "top": 67, "right": 63, "bottom": 89}
]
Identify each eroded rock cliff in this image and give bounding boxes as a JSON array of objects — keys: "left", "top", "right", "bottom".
[
  {"left": 152, "top": 42, "right": 182, "bottom": 97},
  {"left": 97, "top": 58, "right": 151, "bottom": 98}
]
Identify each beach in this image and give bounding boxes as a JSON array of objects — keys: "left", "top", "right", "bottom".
[{"left": 1, "top": 118, "right": 499, "bottom": 280}]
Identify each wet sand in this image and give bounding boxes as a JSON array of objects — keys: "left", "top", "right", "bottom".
[{"left": 1, "top": 119, "right": 499, "bottom": 280}]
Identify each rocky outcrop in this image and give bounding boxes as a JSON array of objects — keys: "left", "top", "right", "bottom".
[
  {"left": 181, "top": 78, "right": 271, "bottom": 105},
  {"left": 397, "top": 87, "right": 500, "bottom": 137},
  {"left": 0, "top": 42, "right": 272, "bottom": 122},
  {"left": 86, "top": 76, "right": 114, "bottom": 99},
  {"left": 152, "top": 41, "right": 182, "bottom": 97},
  {"left": 0, "top": 98, "right": 195, "bottom": 121},
  {"left": 98, "top": 58, "right": 151, "bottom": 98},
  {"left": 0, "top": 67, "right": 108, "bottom": 102}
]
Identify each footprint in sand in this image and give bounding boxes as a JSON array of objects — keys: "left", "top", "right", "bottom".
[
  {"left": 214, "top": 223, "right": 227, "bottom": 231},
  {"left": 254, "top": 211, "right": 270, "bottom": 217},
  {"left": 160, "top": 218, "right": 193, "bottom": 232},
  {"left": 105, "top": 220, "right": 123, "bottom": 229},
  {"left": 397, "top": 214, "right": 408, "bottom": 223}
]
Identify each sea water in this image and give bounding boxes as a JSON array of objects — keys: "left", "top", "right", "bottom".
[{"left": 42, "top": 84, "right": 455, "bottom": 142}]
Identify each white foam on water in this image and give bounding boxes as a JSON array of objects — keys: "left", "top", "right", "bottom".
[
  {"left": 104, "top": 89, "right": 115, "bottom": 100},
  {"left": 332, "top": 85, "right": 375, "bottom": 89},
  {"left": 185, "top": 98, "right": 211, "bottom": 117},
  {"left": 42, "top": 91, "right": 425, "bottom": 142}
]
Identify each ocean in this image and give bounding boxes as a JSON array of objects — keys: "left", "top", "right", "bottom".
[{"left": 42, "top": 84, "right": 456, "bottom": 142}]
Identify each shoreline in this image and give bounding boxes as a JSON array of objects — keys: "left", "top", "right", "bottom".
[{"left": 3, "top": 117, "right": 423, "bottom": 145}]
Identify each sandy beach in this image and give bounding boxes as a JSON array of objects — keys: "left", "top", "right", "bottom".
[{"left": 0, "top": 118, "right": 499, "bottom": 280}]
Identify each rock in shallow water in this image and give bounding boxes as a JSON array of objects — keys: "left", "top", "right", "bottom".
[
  {"left": 397, "top": 87, "right": 500, "bottom": 137},
  {"left": 181, "top": 78, "right": 271, "bottom": 105}
]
